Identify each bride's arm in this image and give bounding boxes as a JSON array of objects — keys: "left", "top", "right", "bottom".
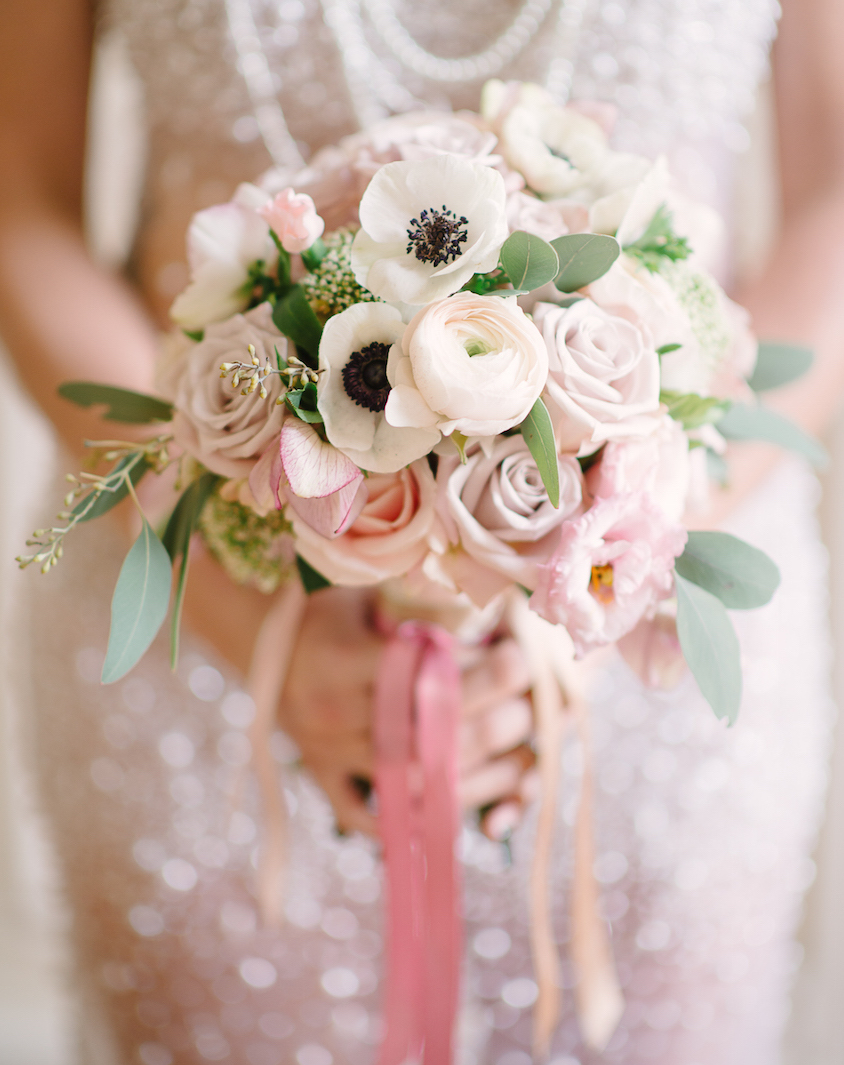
[{"left": 704, "top": 0, "right": 844, "bottom": 524}]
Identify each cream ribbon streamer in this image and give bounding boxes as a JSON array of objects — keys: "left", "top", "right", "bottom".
[
  {"left": 246, "top": 579, "right": 308, "bottom": 925},
  {"left": 508, "top": 593, "right": 624, "bottom": 1058}
]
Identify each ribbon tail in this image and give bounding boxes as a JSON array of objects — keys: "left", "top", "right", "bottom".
[
  {"left": 417, "top": 636, "right": 463, "bottom": 1065},
  {"left": 247, "top": 578, "right": 307, "bottom": 926},
  {"left": 375, "top": 635, "right": 427, "bottom": 1065}
]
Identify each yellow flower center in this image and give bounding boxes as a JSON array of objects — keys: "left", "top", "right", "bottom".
[{"left": 590, "top": 564, "right": 615, "bottom": 604}]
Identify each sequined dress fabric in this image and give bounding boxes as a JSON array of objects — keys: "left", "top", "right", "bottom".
[{"left": 16, "top": 2, "right": 836, "bottom": 1064}]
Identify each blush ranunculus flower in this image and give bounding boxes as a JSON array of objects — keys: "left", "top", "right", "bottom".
[
  {"left": 258, "top": 187, "right": 325, "bottom": 253},
  {"left": 433, "top": 436, "right": 584, "bottom": 606},
  {"left": 169, "top": 303, "right": 286, "bottom": 478},
  {"left": 533, "top": 296, "right": 661, "bottom": 454},
  {"left": 170, "top": 183, "right": 276, "bottom": 331},
  {"left": 386, "top": 293, "right": 548, "bottom": 437},
  {"left": 350, "top": 155, "right": 509, "bottom": 304},
  {"left": 530, "top": 493, "right": 687, "bottom": 658},
  {"left": 291, "top": 459, "right": 437, "bottom": 586}
]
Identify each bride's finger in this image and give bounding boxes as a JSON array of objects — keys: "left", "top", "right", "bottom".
[
  {"left": 460, "top": 696, "right": 533, "bottom": 771},
  {"left": 459, "top": 745, "right": 535, "bottom": 809},
  {"left": 461, "top": 639, "right": 531, "bottom": 718}
]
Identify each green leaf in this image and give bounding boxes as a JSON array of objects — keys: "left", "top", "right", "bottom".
[
  {"left": 706, "top": 448, "right": 729, "bottom": 487},
  {"left": 272, "top": 285, "right": 323, "bottom": 367},
  {"left": 656, "top": 342, "right": 682, "bottom": 357},
  {"left": 748, "top": 341, "right": 814, "bottom": 392},
  {"left": 301, "top": 237, "right": 328, "bottom": 272},
  {"left": 660, "top": 390, "right": 730, "bottom": 430},
  {"left": 161, "top": 473, "right": 219, "bottom": 669},
  {"left": 624, "top": 204, "right": 691, "bottom": 272},
  {"left": 73, "top": 455, "right": 150, "bottom": 523},
  {"left": 102, "top": 515, "right": 172, "bottom": 683},
  {"left": 674, "top": 572, "right": 742, "bottom": 725},
  {"left": 717, "top": 402, "right": 827, "bottom": 467},
  {"left": 519, "top": 398, "right": 560, "bottom": 508},
  {"left": 183, "top": 329, "right": 204, "bottom": 342},
  {"left": 676, "top": 531, "right": 780, "bottom": 610},
  {"left": 499, "top": 231, "right": 560, "bottom": 293},
  {"left": 296, "top": 554, "right": 331, "bottom": 593},
  {"left": 285, "top": 382, "right": 323, "bottom": 423},
  {"left": 58, "top": 382, "right": 173, "bottom": 424},
  {"left": 552, "top": 233, "right": 620, "bottom": 293}
]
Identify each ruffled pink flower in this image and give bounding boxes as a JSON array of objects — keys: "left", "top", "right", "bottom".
[
  {"left": 258, "top": 187, "right": 325, "bottom": 253},
  {"left": 530, "top": 493, "right": 687, "bottom": 657}
]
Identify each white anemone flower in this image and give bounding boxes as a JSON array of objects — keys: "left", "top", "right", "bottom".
[
  {"left": 350, "top": 155, "right": 509, "bottom": 305},
  {"left": 317, "top": 302, "right": 442, "bottom": 473}
]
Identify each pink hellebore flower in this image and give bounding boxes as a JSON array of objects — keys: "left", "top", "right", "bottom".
[
  {"left": 279, "top": 419, "right": 366, "bottom": 539},
  {"left": 530, "top": 492, "right": 687, "bottom": 658},
  {"left": 258, "top": 187, "right": 325, "bottom": 254}
]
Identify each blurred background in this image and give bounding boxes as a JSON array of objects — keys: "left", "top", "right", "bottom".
[{"left": 2, "top": 28, "right": 844, "bottom": 1065}]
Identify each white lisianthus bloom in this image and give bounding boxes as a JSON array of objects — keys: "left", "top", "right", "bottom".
[
  {"left": 350, "top": 155, "right": 509, "bottom": 304},
  {"left": 317, "top": 302, "right": 441, "bottom": 473},
  {"left": 385, "top": 293, "right": 548, "bottom": 437},
  {"left": 170, "top": 183, "right": 274, "bottom": 331}
]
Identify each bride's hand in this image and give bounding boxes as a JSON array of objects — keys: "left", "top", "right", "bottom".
[{"left": 280, "top": 586, "right": 535, "bottom": 839}]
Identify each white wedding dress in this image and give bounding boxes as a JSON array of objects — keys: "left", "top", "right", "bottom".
[{"left": 9, "top": 2, "right": 835, "bottom": 1064}]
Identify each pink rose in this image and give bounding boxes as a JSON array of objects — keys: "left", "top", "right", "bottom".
[
  {"left": 506, "top": 191, "right": 588, "bottom": 243},
  {"left": 291, "top": 459, "right": 437, "bottom": 586},
  {"left": 433, "top": 437, "right": 583, "bottom": 606},
  {"left": 530, "top": 493, "right": 687, "bottom": 657},
  {"left": 587, "top": 415, "right": 690, "bottom": 522},
  {"left": 534, "top": 297, "right": 661, "bottom": 455},
  {"left": 169, "top": 303, "right": 286, "bottom": 478},
  {"left": 258, "top": 187, "right": 324, "bottom": 253}
]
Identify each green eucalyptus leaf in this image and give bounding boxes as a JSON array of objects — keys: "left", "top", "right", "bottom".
[
  {"left": 748, "top": 341, "right": 814, "bottom": 392},
  {"left": 676, "top": 531, "right": 780, "bottom": 610},
  {"left": 718, "top": 402, "right": 827, "bottom": 467},
  {"left": 499, "top": 231, "right": 560, "bottom": 293},
  {"left": 59, "top": 382, "right": 173, "bottom": 424},
  {"left": 551, "top": 233, "right": 620, "bottom": 293},
  {"left": 674, "top": 572, "right": 742, "bottom": 725},
  {"left": 161, "top": 473, "right": 219, "bottom": 669},
  {"left": 272, "top": 285, "right": 323, "bottom": 367},
  {"left": 296, "top": 554, "right": 331, "bottom": 594},
  {"left": 102, "top": 516, "right": 172, "bottom": 684},
  {"left": 73, "top": 456, "right": 150, "bottom": 523},
  {"left": 519, "top": 398, "right": 560, "bottom": 508},
  {"left": 660, "top": 390, "right": 730, "bottom": 430}
]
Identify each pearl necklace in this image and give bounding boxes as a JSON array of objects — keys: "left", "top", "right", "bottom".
[{"left": 225, "top": 0, "right": 589, "bottom": 168}]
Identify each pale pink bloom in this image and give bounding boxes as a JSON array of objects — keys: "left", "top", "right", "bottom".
[
  {"left": 169, "top": 304, "right": 286, "bottom": 478},
  {"left": 291, "top": 460, "right": 437, "bottom": 586},
  {"left": 534, "top": 296, "right": 661, "bottom": 455},
  {"left": 586, "top": 415, "right": 690, "bottom": 522},
  {"left": 433, "top": 436, "right": 583, "bottom": 606},
  {"left": 617, "top": 610, "right": 687, "bottom": 690},
  {"left": 279, "top": 418, "right": 363, "bottom": 499},
  {"left": 505, "top": 190, "right": 588, "bottom": 243},
  {"left": 258, "top": 187, "right": 324, "bottom": 253},
  {"left": 530, "top": 492, "right": 687, "bottom": 657}
]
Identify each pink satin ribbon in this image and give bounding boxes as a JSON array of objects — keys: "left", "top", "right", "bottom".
[{"left": 375, "top": 622, "right": 462, "bottom": 1065}]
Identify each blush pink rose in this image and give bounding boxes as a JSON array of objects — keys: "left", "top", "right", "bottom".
[
  {"left": 530, "top": 492, "right": 687, "bottom": 657},
  {"left": 505, "top": 191, "right": 588, "bottom": 243},
  {"left": 433, "top": 437, "right": 583, "bottom": 606},
  {"left": 533, "top": 296, "right": 661, "bottom": 455},
  {"left": 258, "top": 187, "right": 325, "bottom": 253},
  {"left": 291, "top": 459, "right": 437, "bottom": 586}
]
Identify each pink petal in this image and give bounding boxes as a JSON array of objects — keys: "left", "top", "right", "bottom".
[
  {"left": 285, "top": 474, "right": 368, "bottom": 539},
  {"left": 248, "top": 438, "right": 285, "bottom": 511},
  {"left": 280, "top": 419, "right": 362, "bottom": 498}
]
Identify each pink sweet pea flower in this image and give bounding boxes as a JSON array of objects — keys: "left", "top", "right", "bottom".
[
  {"left": 530, "top": 493, "right": 687, "bottom": 658},
  {"left": 258, "top": 187, "right": 325, "bottom": 253},
  {"left": 279, "top": 419, "right": 366, "bottom": 538}
]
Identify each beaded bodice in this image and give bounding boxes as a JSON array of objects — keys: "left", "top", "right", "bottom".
[{"left": 100, "top": 0, "right": 779, "bottom": 320}]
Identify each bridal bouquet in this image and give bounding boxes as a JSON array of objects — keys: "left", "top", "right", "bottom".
[{"left": 19, "top": 80, "right": 819, "bottom": 1057}]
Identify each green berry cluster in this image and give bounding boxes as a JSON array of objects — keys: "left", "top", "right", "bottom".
[{"left": 301, "top": 228, "right": 379, "bottom": 319}]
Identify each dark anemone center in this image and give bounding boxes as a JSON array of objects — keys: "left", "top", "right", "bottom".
[
  {"left": 406, "top": 205, "right": 469, "bottom": 267},
  {"left": 342, "top": 341, "right": 392, "bottom": 413}
]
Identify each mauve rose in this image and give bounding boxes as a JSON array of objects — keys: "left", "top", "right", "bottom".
[
  {"left": 169, "top": 303, "right": 286, "bottom": 478},
  {"left": 291, "top": 459, "right": 437, "bottom": 586},
  {"left": 534, "top": 296, "right": 661, "bottom": 455},
  {"left": 530, "top": 492, "right": 687, "bottom": 657},
  {"left": 434, "top": 437, "right": 583, "bottom": 606}
]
